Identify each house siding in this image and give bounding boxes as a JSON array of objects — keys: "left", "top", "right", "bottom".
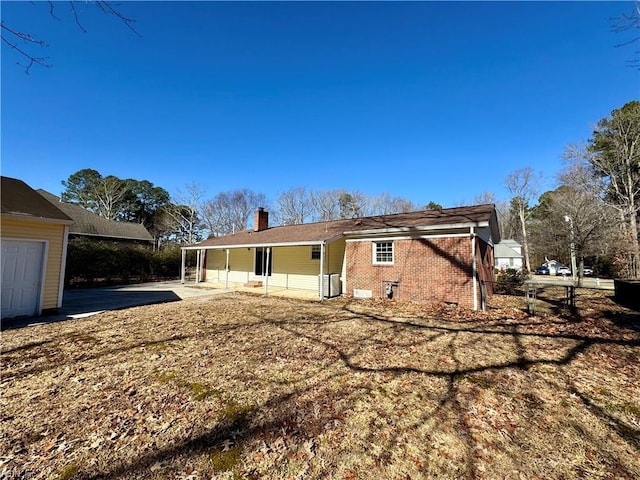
[
  {"left": 1, "top": 217, "right": 66, "bottom": 311},
  {"left": 203, "top": 241, "right": 346, "bottom": 294},
  {"left": 346, "top": 236, "right": 475, "bottom": 308}
]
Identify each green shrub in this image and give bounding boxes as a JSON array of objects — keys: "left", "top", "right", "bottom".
[{"left": 65, "top": 238, "right": 184, "bottom": 288}]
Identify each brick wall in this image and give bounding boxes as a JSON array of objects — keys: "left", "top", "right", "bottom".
[{"left": 346, "top": 236, "right": 476, "bottom": 308}]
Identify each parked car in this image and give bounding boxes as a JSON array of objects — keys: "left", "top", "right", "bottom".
[
  {"left": 557, "top": 265, "right": 571, "bottom": 275},
  {"left": 583, "top": 266, "right": 594, "bottom": 276},
  {"left": 535, "top": 265, "right": 550, "bottom": 275}
]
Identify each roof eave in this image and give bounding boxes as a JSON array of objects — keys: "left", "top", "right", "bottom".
[
  {"left": 1, "top": 212, "right": 74, "bottom": 225},
  {"left": 344, "top": 221, "right": 490, "bottom": 237},
  {"left": 183, "top": 234, "right": 344, "bottom": 250}
]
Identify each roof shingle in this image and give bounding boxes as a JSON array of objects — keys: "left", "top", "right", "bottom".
[
  {"left": 1, "top": 177, "right": 72, "bottom": 223},
  {"left": 37, "top": 190, "right": 153, "bottom": 242},
  {"left": 194, "top": 204, "right": 498, "bottom": 248}
]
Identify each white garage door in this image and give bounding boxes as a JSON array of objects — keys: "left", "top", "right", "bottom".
[{"left": 1, "top": 240, "right": 45, "bottom": 319}]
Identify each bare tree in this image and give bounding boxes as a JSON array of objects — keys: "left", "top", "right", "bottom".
[
  {"left": 166, "top": 183, "right": 207, "bottom": 244},
  {"left": 369, "top": 192, "right": 417, "bottom": 215},
  {"left": 92, "top": 175, "right": 128, "bottom": 220},
  {"left": 2, "top": 1, "right": 139, "bottom": 74},
  {"left": 611, "top": 0, "right": 640, "bottom": 68},
  {"left": 276, "top": 187, "right": 312, "bottom": 225},
  {"left": 200, "top": 189, "right": 267, "bottom": 237},
  {"left": 530, "top": 184, "right": 617, "bottom": 284},
  {"left": 504, "top": 168, "right": 541, "bottom": 271},
  {"left": 310, "top": 189, "right": 342, "bottom": 222},
  {"left": 565, "top": 101, "right": 640, "bottom": 277}
]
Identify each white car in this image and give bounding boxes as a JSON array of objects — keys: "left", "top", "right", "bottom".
[{"left": 557, "top": 265, "right": 571, "bottom": 275}]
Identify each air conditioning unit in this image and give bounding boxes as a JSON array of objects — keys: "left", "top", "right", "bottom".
[{"left": 320, "top": 273, "right": 341, "bottom": 298}]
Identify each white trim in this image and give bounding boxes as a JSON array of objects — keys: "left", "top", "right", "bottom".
[
  {"left": 225, "top": 248, "right": 230, "bottom": 289},
  {"left": 264, "top": 247, "right": 271, "bottom": 295},
  {"left": 471, "top": 227, "right": 478, "bottom": 311},
  {"left": 57, "top": 225, "right": 70, "bottom": 308},
  {"left": 319, "top": 243, "right": 325, "bottom": 300},
  {"left": 180, "top": 249, "right": 186, "bottom": 284},
  {"left": 182, "top": 240, "right": 328, "bottom": 251},
  {"left": 344, "top": 221, "right": 490, "bottom": 237},
  {"left": 347, "top": 233, "right": 470, "bottom": 243},
  {"left": 372, "top": 241, "right": 394, "bottom": 265}
]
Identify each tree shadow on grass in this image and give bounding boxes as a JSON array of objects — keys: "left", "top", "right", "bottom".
[{"left": 6, "top": 294, "right": 640, "bottom": 479}]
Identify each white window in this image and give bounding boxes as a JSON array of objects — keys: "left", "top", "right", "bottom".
[
  {"left": 311, "top": 245, "right": 321, "bottom": 260},
  {"left": 373, "top": 241, "right": 394, "bottom": 264}
]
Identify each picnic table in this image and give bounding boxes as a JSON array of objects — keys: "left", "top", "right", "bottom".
[{"left": 524, "top": 279, "right": 576, "bottom": 315}]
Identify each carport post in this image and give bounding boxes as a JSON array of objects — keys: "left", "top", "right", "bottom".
[
  {"left": 319, "top": 242, "right": 325, "bottom": 301},
  {"left": 180, "top": 249, "right": 186, "bottom": 284},
  {"left": 225, "top": 249, "right": 230, "bottom": 289},
  {"left": 195, "top": 250, "right": 201, "bottom": 283},
  {"left": 264, "top": 247, "right": 270, "bottom": 296}
]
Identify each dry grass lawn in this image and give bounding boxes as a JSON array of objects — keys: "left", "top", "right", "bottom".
[{"left": 1, "top": 290, "right": 639, "bottom": 480}]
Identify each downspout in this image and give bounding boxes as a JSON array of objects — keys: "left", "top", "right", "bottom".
[
  {"left": 264, "top": 247, "right": 270, "bottom": 296},
  {"left": 471, "top": 227, "right": 478, "bottom": 311},
  {"left": 225, "top": 248, "right": 230, "bottom": 289},
  {"left": 319, "top": 242, "right": 325, "bottom": 301},
  {"left": 57, "top": 225, "right": 70, "bottom": 308},
  {"left": 181, "top": 249, "right": 186, "bottom": 284}
]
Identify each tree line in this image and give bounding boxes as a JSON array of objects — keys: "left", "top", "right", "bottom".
[
  {"left": 59, "top": 169, "right": 443, "bottom": 247},
  {"left": 59, "top": 100, "right": 639, "bottom": 278},
  {"left": 500, "top": 101, "right": 639, "bottom": 279}
]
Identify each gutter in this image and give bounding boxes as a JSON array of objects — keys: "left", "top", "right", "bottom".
[
  {"left": 343, "top": 221, "right": 490, "bottom": 237},
  {"left": 181, "top": 237, "right": 342, "bottom": 251}
]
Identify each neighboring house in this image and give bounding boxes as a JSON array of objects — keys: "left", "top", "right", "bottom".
[
  {"left": 1, "top": 177, "right": 73, "bottom": 319},
  {"left": 494, "top": 239, "right": 523, "bottom": 270},
  {"left": 183, "top": 204, "right": 500, "bottom": 310},
  {"left": 37, "top": 190, "right": 154, "bottom": 245}
]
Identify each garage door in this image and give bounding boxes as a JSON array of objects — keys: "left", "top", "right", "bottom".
[{"left": 1, "top": 240, "right": 45, "bottom": 319}]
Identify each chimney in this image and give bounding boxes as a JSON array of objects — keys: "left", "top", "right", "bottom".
[{"left": 254, "top": 207, "right": 269, "bottom": 232}]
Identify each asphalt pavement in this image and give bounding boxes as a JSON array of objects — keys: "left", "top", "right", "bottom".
[{"left": 2, "top": 281, "right": 226, "bottom": 330}]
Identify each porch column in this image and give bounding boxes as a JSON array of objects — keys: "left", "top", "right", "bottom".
[
  {"left": 225, "top": 248, "right": 230, "bottom": 289},
  {"left": 264, "top": 247, "right": 270, "bottom": 296},
  {"left": 319, "top": 243, "right": 325, "bottom": 301},
  {"left": 181, "top": 249, "right": 186, "bottom": 284},
  {"left": 196, "top": 250, "right": 201, "bottom": 283}
]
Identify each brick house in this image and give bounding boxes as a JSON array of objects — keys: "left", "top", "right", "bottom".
[{"left": 183, "top": 204, "right": 500, "bottom": 310}]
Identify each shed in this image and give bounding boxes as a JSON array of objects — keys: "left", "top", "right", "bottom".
[{"left": 1, "top": 177, "right": 73, "bottom": 319}]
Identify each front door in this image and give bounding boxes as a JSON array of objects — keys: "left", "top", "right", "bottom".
[{"left": 254, "top": 247, "right": 272, "bottom": 276}]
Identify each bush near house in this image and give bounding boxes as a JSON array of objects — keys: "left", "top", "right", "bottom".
[
  {"left": 65, "top": 238, "right": 185, "bottom": 288},
  {"left": 494, "top": 267, "right": 527, "bottom": 295}
]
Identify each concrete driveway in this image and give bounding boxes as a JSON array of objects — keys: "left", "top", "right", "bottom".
[{"left": 2, "top": 281, "right": 227, "bottom": 330}]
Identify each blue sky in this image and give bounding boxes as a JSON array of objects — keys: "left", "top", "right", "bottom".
[{"left": 2, "top": 1, "right": 638, "bottom": 209}]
